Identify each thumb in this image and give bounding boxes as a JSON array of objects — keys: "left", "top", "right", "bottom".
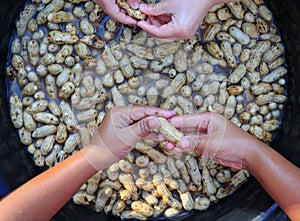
[
  {"left": 176, "top": 135, "right": 209, "bottom": 153},
  {"left": 127, "top": 117, "right": 160, "bottom": 142},
  {"left": 139, "top": 1, "right": 169, "bottom": 16},
  {"left": 127, "top": 0, "right": 141, "bottom": 9}
]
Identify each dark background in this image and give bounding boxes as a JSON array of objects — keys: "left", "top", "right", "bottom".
[{"left": 0, "top": 0, "right": 300, "bottom": 220}]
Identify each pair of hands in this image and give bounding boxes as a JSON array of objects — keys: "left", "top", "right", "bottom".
[
  {"left": 87, "top": 106, "right": 256, "bottom": 171},
  {"left": 94, "top": 0, "right": 214, "bottom": 42}
]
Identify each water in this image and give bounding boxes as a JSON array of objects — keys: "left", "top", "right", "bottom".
[{"left": 4, "top": 0, "right": 288, "bottom": 219}]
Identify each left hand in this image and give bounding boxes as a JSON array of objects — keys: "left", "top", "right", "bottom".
[
  {"left": 136, "top": 0, "right": 214, "bottom": 42},
  {"left": 83, "top": 106, "right": 175, "bottom": 170},
  {"left": 93, "top": 0, "right": 138, "bottom": 25}
]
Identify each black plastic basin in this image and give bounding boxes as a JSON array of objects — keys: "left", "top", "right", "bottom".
[{"left": 0, "top": 0, "right": 299, "bottom": 220}]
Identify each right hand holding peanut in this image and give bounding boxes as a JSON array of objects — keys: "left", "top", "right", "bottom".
[{"left": 167, "top": 112, "right": 260, "bottom": 169}]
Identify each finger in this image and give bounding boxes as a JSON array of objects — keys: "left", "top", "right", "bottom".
[
  {"left": 145, "top": 18, "right": 179, "bottom": 42},
  {"left": 137, "top": 20, "right": 176, "bottom": 39},
  {"left": 127, "top": 0, "right": 141, "bottom": 9},
  {"left": 112, "top": 116, "right": 160, "bottom": 148},
  {"left": 142, "top": 132, "right": 161, "bottom": 141},
  {"left": 104, "top": 3, "right": 137, "bottom": 24},
  {"left": 176, "top": 131, "right": 207, "bottom": 136},
  {"left": 147, "top": 16, "right": 164, "bottom": 27},
  {"left": 128, "top": 116, "right": 160, "bottom": 140},
  {"left": 158, "top": 134, "right": 166, "bottom": 142},
  {"left": 108, "top": 107, "right": 175, "bottom": 147},
  {"left": 139, "top": 2, "right": 169, "bottom": 16},
  {"left": 148, "top": 15, "right": 172, "bottom": 25},
  {"left": 126, "top": 106, "right": 176, "bottom": 122},
  {"left": 166, "top": 142, "right": 175, "bottom": 150},
  {"left": 169, "top": 114, "right": 211, "bottom": 133},
  {"left": 112, "top": 11, "right": 137, "bottom": 25},
  {"left": 176, "top": 135, "right": 208, "bottom": 153},
  {"left": 177, "top": 134, "right": 221, "bottom": 160},
  {"left": 174, "top": 147, "right": 184, "bottom": 153}
]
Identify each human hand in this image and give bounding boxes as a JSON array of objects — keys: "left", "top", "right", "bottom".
[
  {"left": 136, "top": 0, "right": 214, "bottom": 42},
  {"left": 93, "top": 0, "right": 139, "bottom": 25},
  {"left": 83, "top": 106, "right": 175, "bottom": 170},
  {"left": 167, "top": 112, "right": 261, "bottom": 169}
]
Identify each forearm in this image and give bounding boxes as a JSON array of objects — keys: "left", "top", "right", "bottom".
[
  {"left": 0, "top": 145, "right": 99, "bottom": 221},
  {"left": 0, "top": 106, "right": 167, "bottom": 221},
  {"left": 246, "top": 142, "right": 300, "bottom": 220}
]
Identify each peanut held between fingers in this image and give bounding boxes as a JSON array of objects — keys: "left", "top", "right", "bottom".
[
  {"left": 116, "top": 0, "right": 146, "bottom": 20},
  {"left": 157, "top": 117, "right": 184, "bottom": 145}
]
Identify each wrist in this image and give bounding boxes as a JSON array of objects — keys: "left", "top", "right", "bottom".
[
  {"left": 81, "top": 144, "right": 119, "bottom": 171},
  {"left": 243, "top": 137, "right": 269, "bottom": 173}
]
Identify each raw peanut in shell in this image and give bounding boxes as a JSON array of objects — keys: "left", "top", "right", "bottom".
[
  {"left": 157, "top": 117, "right": 184, "bottom": 145},
  {"left": 116, "top": 0, "right": 146, "bottom": 20}
]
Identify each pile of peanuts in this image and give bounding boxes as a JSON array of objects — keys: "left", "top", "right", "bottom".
[{"left": 7, "top": 0, "right": 287, "bottom": 219}]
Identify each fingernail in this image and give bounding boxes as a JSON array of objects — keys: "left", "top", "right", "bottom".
[{"left": 166, "top": 142, "right": 174, "bottom": 150}]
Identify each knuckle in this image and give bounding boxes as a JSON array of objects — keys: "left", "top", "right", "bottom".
[
  {"left": 190, "top": 137, "right": 200, "bottom": 150},
  {"left": 138, "top": 119, "right": 151, "bottom": 135}
]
